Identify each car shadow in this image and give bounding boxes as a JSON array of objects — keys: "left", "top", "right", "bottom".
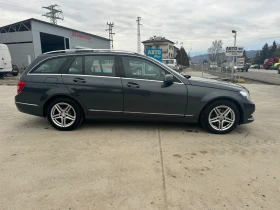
[{"left": 80, "top": 119, "right": 206, "bottom": 133}]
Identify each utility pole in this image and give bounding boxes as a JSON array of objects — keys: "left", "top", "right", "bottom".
[
  {"left": 42, "top": 4, "right": 64, "bottom": 24},
  {"left": 136, "top": 17, "right": 142, "bottom": 53},
  {"left": 106, "top": 22, "right": 115, "bottom": 49}
]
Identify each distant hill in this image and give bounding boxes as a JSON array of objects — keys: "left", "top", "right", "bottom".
[{"left": 191, "top": 50, "right": 259, "bottom": 63}]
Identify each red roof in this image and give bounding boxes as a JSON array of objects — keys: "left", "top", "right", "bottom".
[{"left": 142, "top": 37, "right": 174, "bottom": 44}]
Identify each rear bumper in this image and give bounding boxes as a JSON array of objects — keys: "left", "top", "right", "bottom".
[
  {"left": 0, "top": 67, "right": 12, "bottom": 73},
  {"left": 241, "top": 102, "right": 255, "bottom": 124},
  {"left": 15, "top": 101, "right": 44, "bottom": 117}
]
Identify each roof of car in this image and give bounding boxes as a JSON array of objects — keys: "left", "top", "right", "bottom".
[{"left": 40, "top": 49, "right": 141, "bottom": 57}]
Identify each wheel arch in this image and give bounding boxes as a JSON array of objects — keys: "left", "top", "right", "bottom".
[
  {"left": 43, "top": 94, "right": 86, "bottom": 118},
  {"left": 199, "top": 97, "right": 244, "bottom": 124}
]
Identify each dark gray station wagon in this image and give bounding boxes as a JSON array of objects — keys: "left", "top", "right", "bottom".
[{"left": 15, "top": 49, "right": 255, "bottom": 134}]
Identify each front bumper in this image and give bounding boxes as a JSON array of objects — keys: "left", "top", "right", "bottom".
[{"left": 241, "top": 102, "right": 255, "bottom": 124}]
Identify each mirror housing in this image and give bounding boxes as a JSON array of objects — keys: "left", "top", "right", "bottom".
[{"left": 164, "top": 74, "right": 174, "bottom": 84}]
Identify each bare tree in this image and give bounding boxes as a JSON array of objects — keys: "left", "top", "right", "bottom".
[{"left": 208, "top": 40, "right": 223, "bottom": 63}]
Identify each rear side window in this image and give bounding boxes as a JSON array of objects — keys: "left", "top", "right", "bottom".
[
  {"left": 31, "top": 57, "right": 67, "bottom": 74},
  {"left": 67, "top": 56, "right": 83, "bottom": 74},
  {"left": 85, "top": 56, "right": 115, "bottom": 76}
]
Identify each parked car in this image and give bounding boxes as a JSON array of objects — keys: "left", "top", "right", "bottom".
[
  {"left": 241, "top": 63, "right": 251, "bottom": 72},
  {"left": 162, "top": 59, "right": 181, "bottom": 72},
  {"left": 12, "top": 64, "right": 19, "bottom": 76},
  {"left": 250, "top": 64, "right": 260, "bottom": 69},
  {"left": 15, "top": 49, "right": 255, "bottom": 134},
  {"left": 0, "top": 44, "right": 13, "bottom": 78}
]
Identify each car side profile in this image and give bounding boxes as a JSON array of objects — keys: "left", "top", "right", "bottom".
[{"left": 15, "top": 49, "right": 255, "bottom": 134}]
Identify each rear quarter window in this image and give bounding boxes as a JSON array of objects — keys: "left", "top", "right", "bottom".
[{"left": 30, "top": 57, "right": 67, "bottom": 74}]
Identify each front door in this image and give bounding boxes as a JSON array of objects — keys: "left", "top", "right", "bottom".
[
  {"left": 62, "top": 55, "right": 123, "bottom": 116},
  {"left": 120, "top": 56, "right": 188, "bottom": 117}
]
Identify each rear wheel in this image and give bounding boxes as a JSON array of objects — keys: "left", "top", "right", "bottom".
[
  {"left": 200, "top": 100, "right": 240, "bottom": 134},
  {"left": 47, "top": 98, "right": 84, "bottom": 131}
]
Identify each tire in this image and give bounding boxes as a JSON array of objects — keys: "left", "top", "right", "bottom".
[
  {"left": 200, "top": 100, "right": 240, "bottom": 134},
  {"left": 12, "top": 72, "right": 18, "bottom": 76},
  {"left": 46, "top": 98, "right": 84, "bottom": 131}
]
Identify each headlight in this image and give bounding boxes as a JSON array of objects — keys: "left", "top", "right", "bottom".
[{"left": 240, "top": 90, "right": 251, "bottom": 100}]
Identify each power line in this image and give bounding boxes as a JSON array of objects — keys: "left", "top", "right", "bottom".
[
  {"left": 136, "top": 17, "right": 142, "bottom": 53},
  {"left": 42, "top": 4, "right": 64, "bottom": 25},
  {"left": 106, "top": 22, "right": 115, "bottom": 49}
]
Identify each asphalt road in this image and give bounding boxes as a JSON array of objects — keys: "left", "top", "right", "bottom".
[{"left": 237, "top": 69, "right": 280, "bottom": 85}]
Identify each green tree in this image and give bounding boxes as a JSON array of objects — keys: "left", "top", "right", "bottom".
[
  {"left": 253, "top": 51, "right": 262, "bottom": 64},
  {"left": 260, "top": 43, "right": 269, "bottom": 62},
  {"left": 276, "top": 46, "right": 280, "bottom": 57},
  {"left": 243, "top": 50, "right": 249, "bottom": 62},
  {"left": 269, "top": 41, "right": 278, "bottom": 57},
  {"left": 176, "top": 47, "right": 190, "bottom": 67}
]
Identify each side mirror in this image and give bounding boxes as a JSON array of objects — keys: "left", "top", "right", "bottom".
[{"left": 164, "top": 74, "right": 174, "bottom": 84}]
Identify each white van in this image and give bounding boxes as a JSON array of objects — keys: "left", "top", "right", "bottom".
[
  {"left": 162, "top": 59, "right": 180, "bottom": 71},
  {"left": 0, "top": 44, "right": 12, "bottom": 74}
]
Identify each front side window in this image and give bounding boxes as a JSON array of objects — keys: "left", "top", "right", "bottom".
[
  {"left": 85, "top": 56, "right": 115, "bottom": 76},
  {"left": 122, "top": 56, "right": 167, "bottom": 81},
  {"left": 31, "top": 57, "right": 67, "bottom": 74}
]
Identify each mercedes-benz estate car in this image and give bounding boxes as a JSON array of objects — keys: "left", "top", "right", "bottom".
[{"left": 15, "top": 49, "right": 255, "bottom": 134}]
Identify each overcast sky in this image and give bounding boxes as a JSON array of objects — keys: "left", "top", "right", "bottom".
[{"left": 1, "top": 0, "right": 280, "bottom": 55}]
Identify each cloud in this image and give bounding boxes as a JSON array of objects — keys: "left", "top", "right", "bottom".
[{"left": 1, "top": 0, "right": 280, "bottom": 55}]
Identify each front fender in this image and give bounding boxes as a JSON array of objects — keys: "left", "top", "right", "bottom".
[{"left": 185, "top": 85, "right": 244, "bottom": 121}]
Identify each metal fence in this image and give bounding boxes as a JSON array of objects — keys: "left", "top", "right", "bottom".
[{"left": 185, "top": 63, "right": 234, "bottom": 81}]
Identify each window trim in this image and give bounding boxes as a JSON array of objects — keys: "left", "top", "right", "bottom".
[{"left": 120, "top": 55, "right": 183, "bottom": 83}]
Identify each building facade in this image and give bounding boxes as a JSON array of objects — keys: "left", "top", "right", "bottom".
[
  {"left": 142, "top": 36, "right": 175, "bottom": 59},
  {"left": 0, "top": 18, "right": 110, "bottom": 67}
]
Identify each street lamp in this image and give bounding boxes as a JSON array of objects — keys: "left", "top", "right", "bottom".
[
  {"left": 232, "top": 30, "right": 237, "bottom": 47},
  {"left": 231, "top": 30, "right": 237, "bottom": 81}
]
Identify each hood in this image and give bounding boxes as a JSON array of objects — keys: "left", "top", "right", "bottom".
[{"left": 188, "top": 76, "right": 247, "bottom": 92}]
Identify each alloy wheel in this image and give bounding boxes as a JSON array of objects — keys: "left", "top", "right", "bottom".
[
  {"left": 50, "top": 103, "right": 76, "bottom": 128},
  {"left": 208, "top": 105, "right": 235, "bottom": 131}
]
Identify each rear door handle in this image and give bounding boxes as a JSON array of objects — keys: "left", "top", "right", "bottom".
[
  {"left": 127, "top": 82, "right": 140, "bottom": 88},
  {"left": 73, "top": 78, "right": 86, "bottom": 83}
]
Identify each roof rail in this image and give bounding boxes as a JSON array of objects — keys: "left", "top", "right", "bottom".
[{"left": 43, "top": 49, "right": 136, "bottom": 55}]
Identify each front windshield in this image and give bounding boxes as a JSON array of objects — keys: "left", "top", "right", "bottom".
[{"left": 264, "top": 59, "right": 269, "bottom": 62}]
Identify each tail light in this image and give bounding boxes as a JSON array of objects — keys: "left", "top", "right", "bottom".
[{"left": 17, "top": 80, "right": 26, "bottom": 94}]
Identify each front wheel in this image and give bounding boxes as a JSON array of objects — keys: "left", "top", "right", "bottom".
[
  {"left": 47, "top": 98, "right": 84, "bottom": 131},
  {"left": 200, "top": 100, "right": 240, "bottom": 134}
]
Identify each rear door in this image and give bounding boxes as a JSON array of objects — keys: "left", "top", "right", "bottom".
[
  {"left": 61, "top": 54, "right": 123, "bottom": 116},
  {"left": 120, "top": 56, "right": 188, "bottom": 117}
]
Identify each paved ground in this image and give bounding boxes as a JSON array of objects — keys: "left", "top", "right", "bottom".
[
  {"left": 237, "top": 69, "right": 280, "bottom": 85},
  {"left": 1, "top": 84, "right": 280, "bottom": 210}
]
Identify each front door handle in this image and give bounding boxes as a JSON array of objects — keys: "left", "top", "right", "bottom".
[
  {"left": 73, "top": 78, "right": 86, "bottom": 83},
  {"left": 127, "top": 82, "right": 140, "bottom": 88}
]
